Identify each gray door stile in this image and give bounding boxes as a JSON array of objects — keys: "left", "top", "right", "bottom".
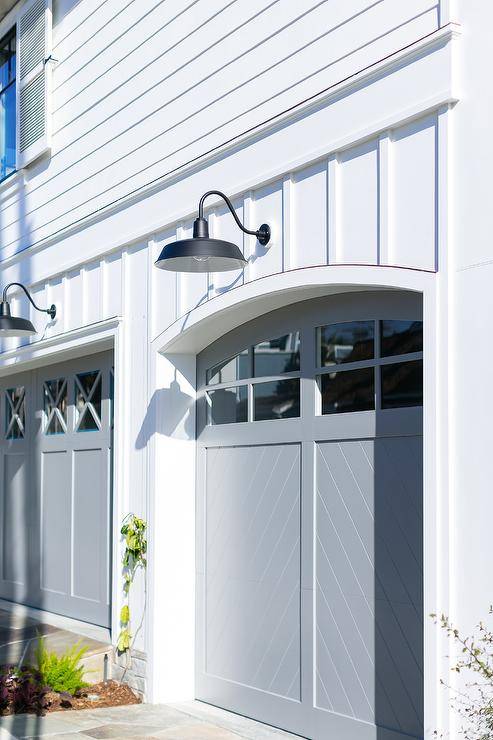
[{"left": 196, "top": 291, "right": 424, "bottom": 740}]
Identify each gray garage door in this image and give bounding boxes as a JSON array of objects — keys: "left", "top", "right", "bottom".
[
  {"left": 196, "top": 292, "right": 423, "bottom": 740},
  {"left": 0, "top": 351, "right": 113, "bottom": 628}
]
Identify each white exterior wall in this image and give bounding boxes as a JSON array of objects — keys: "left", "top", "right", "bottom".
[{"left": 0, "top": 0, "right": 474, "bottom": 733}]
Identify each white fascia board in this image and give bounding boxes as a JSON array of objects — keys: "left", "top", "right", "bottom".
[
  {"left": 0, "top": 23, "right": 460, "bottom": 287},
  {"left": 0, "top": 315, "right": 121, "bottom": 374}
]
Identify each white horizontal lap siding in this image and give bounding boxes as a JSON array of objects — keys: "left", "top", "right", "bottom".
[{"left": 0, "top": 0, "right": 439, "bottom": 255}]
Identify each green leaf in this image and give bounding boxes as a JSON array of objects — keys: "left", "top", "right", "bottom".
[
  {"left": 117, "top": 628, "right": 132, "bottom": 653},
  {"left": 120, "top": 605, "right": 130, "bottom": 625}
]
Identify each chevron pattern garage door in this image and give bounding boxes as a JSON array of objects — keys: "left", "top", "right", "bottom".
[
  {"left": 315, "top": 438, "right": 423, "bottom": 736},
  {"left": 205, "top": 444, "right": 301, "bottom": 699},
  {"left": 196, "top": 292, "right": 424, "bottom": 740}
]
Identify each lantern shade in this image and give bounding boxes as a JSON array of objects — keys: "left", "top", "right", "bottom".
[
  {"left": 155, "top": 237, "right": 247, "bottom": 273},
  {"left": 0, "top": 314, "right": 36, "bottom": 337}
]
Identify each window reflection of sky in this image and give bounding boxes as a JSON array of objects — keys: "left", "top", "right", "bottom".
[{"left": 0, "top": 28, "right": 15, "bottom": 182}]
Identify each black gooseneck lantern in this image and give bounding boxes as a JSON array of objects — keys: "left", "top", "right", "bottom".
[
  {"left": 0, "top": 282, "right": 56, "bottom": 337},
  {"left": 155, "top": 190, "right": 271, "bottom": 273}
]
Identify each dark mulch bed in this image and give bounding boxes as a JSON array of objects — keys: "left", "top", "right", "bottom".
[
  {"left": 0, "top": 666, "right": 140, "bottom": 716},
  {"left": 46, "top": 680, "right": 141, "bottom": 713}
]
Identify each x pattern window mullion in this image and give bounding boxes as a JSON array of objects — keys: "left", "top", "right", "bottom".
[
  {"left": 44, "top": 380, "right": 67, "bottom": 434},
  {"left": 75, "top": 371, "right": 102, "bottom": 431},
  {"left": 5, "top": 387, "right": 25, "bottom": 439}
]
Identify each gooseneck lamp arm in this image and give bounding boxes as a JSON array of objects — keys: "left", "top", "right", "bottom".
[
  {"left": 196, "top": 190, "right": 271, "bottom": 245},
  {"left": 1, "top": 283, "right": 56, "bottom": 320},
  {"left": 154, "top": 188, "right": 271, "bottom": 272}
]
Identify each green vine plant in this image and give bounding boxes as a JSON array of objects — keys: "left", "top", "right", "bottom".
[
  {"left": 432, "top": 609, "right": 493, "bottom": 739},
  {"left": 117, "top": 514, "right": 147, "bottom": 655}
]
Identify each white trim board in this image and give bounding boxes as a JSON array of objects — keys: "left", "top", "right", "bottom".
[{"left": 0, "top": 316, "right": 120, "bottom": 375}]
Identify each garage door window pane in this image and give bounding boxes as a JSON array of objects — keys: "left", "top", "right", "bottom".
[
  {"left": 380, "top": 320, "right": 423, "bottom": 357},
  {"left": 207, "top": 349, "right": 249, "bottom": 385},
  {"left": 253, "top": 333, "right": 300, "bottom": 377},
  {"left": 5, "top": 387, "right": 25, "bottom": 439},
  {"left": 75, "top": 371, "right": 102, "bottom": 432},
  {"left": 253, "top": 378, "right": 300, "bottom": 420},
  {"left": 320, "top": 368, "right": 374, "bottom": 414},
  {"left": 44, "top": 379, "right": 67, "bottom": 434},
  {"left": 319, "top": 321, "right": 374, "bottom": 366},
  {"left": 207, "top": 386, "right": 248, "bottom": 425},
  {"left": 381, "top": 360, "right": 423, "bottom": 408}
]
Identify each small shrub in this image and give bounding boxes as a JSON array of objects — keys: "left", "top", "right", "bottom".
[
  {"left": 11, "top": 669, "right": 48, "bottom": 716},
  {"left": 433, "top": 609, "right": 493, "bottom": 738},
  {"left": 35, "top": 637, "right": 88, "bottom": 695}
]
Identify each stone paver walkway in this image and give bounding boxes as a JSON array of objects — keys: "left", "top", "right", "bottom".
[{"left": 0, "top": 701, "right": 304, "bottom": 739}]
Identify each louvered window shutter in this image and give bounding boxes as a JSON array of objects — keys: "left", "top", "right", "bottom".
[{"left": 16, "top": 0, "right": 52, "bottom": 168}]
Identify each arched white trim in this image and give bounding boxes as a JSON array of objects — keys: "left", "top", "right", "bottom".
[{"left": 153, "top": 264, "right": 435, "bottom": 354}]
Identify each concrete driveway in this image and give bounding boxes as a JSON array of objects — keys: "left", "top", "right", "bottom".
[{"left": 0, "top": 700, "right": 304, "bottom": 739}]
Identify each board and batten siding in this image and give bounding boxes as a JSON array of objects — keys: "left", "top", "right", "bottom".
[
  {"left": 0, "top": 0, "right": 441, "bottom": 259},
  {"left": 152, "top": 114, "right": 437, "bottom": 325},
  {"left": 0, "top": 111, "right": 437, "bottom": 354}
]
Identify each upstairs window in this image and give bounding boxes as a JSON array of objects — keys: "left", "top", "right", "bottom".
[
  {"left": 0, "top": 0, "right": 53, "bottom": 182},
  {"left": 0, "top": 28, "right": 15, "bottom": 182}
]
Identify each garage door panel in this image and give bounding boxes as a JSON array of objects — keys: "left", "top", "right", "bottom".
[
  {"left": 316, "top": 437, "right": 423, "bottom": 736},
  {"left": 73, "top": 448, "right": 107, "bottom": 604},
  {"left": 204, "top": 444, "right": 301, "bottom": 700},
  {"left": 374, "top": 438, "right": 423, "bottom": 608},
  {"left": 374, "top": 601, "right": 423, "bottom": 737},
  {"left": 41, "top": 450, "right": 71, "bottom": 595},
  {"left": 316, "top": 451, "right": 375, "bottom": 603},
  {"left": 2, "top": 454, "right": 29, "bottom": 587},
  {"left": 317, "top": 442, "right": 375, "bottom": 566},
  {"left": 316, "top": 588, "right": 375, "bottom": 722},
  {"left": 376, "top": 437, "right": 423, "bottom": 552},
  {"left": 336, "top": 438, "right": 376, "bottom": 513}
]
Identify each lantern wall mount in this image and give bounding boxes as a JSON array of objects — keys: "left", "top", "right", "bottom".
[
  {"left": 155, "top": 190, "right": 271, "bottom": 273},
  {"left": 0, "top": 282, "right": 56, "bottom": 337}
]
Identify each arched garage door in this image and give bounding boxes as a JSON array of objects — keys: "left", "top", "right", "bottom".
[{"left": 196, "top": 292, "right": 423, "bottom": 740}]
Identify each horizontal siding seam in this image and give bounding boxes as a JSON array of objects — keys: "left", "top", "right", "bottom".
[
  {"left": 53, "top": 0, "right": 113, "bottom": 49},
  {"left": 5, "top": 4, "right": 438, "bottom": 228},
  {"left": 52, "top": 0, "right": 233, "bottom": 117},
  {"left": 53, "top": 0, "right": 168, "bottom": 90},
  {"left": 54, "top": 0, "right": 135, "bottom": 67}
]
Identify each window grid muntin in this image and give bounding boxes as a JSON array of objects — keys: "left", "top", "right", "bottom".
[
  {"left": 315, "top": 319, "right": 423, "bottom": 415},
  {"left": 205, "top": 319, "right": 423, "bottom": 425}
]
